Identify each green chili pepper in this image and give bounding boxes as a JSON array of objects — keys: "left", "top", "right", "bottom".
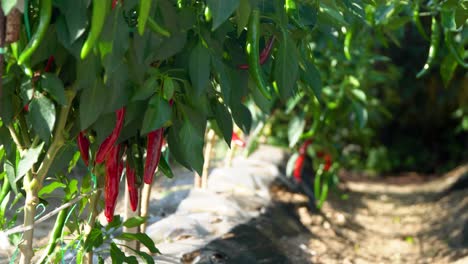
[
  {"left": 147, "top": 17, "right": 171, "bottom": 37},
  {"left": 444, "top": 30, "right": 468, "bottom": 69},
  {"left": 138, "top": 0, "right": 152, "bottom": 36},
  {"left": 80, "top": 0, "right": 110, "bottom": 59},
  {"left": 412, "top": 0, "right": 429, "bottom": 41},
  {"left": 416, "top": 17, "right": 440, "bottom": 79},
  {"left": 39, "top": 207, "right": 69, "bottom": 264},
  {"left": 17, "top": 0, "right": 52, "bottom": 65},
  {"left": 247, "top": 9, "right": 272, "bottom": 100},
  {"left": 344, "top": 29, "right": 352, "bottom": 60}
]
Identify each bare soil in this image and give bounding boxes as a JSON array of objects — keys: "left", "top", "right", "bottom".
[{"left": 272, "top": 165, "right": 468, "bottom": 264}]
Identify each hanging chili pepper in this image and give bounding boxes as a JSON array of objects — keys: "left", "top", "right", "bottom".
[
  {"left": 111, "top": 0, "right": 120, "bottom": 9},
  {"left": 412, "top": 0, "right": 429, "bottom": 41},
  {"left": 104, "top": 144, "right": 120, "bottom": 223},
  {"left": 299, "top": 139, "right": 313, "bottom": 156},
  {"left": 416, "top": 17, "right": 440, "bottom": 78},
  {"left": 323, "top": 154, "right": 332, "bottom": 172},
  {"left": 77, "top": 131, "right": 90, "bottom": 166},
  {"left": 81, "top": 0, "right": 110, "bottom": 59},
  {"left": 126, "top": 161, "right": 138, "bottom": 211},
  {"left": 246, "top": 9, "right": 272, "bottom": 100},
  {"left": 143, "top": 128, "right": 164, "bottom": 184},
  {"left": 118, "top": 145, "right": 126, "bottom": 178},
  {"left": 293, "top": 155, "right": 305, "bottom": 183},
  {"left": 147, "top": 17, "right": 171, "bottom": 37},
  {"left": 232, "top": 132, "right": 246, "bottom": 147},
  {"left": 238, "top": 36, "right": 275, "bottom": 69},
  {"left": 96, "top": 107, "right": 126, "bottom": 164},
  {"left": 18, "top": 0, "right": 52, "bottom": 65},
  {"left": 316, "top": 151, "right": 324, "bottom": 158},
  {"left": 137, "top": 0, "right": 152, "bottom": 35},
  {"left": 444, "top": 30, "right": 468, "bottom": 69},
  {"left": 44, "top": 55, "right": 55, "bottom": 72}
]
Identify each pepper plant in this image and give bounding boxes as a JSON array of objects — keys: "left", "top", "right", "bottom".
[{"left": 0, "top": 0, "right": 466, "bottom": 263}]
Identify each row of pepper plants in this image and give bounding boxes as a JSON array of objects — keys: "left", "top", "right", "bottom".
[{"left": 0, "top": 0, "right": 466, "bottom": 263}]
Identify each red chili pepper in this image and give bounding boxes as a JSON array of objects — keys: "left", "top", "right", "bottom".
[
  {"left": 126, "top": 161, "right": 138, "bottom": 211},
  {"left": 96, "top": 107, "right": 126, "bottom": 164},
  {"left": 316, "top": 151, "right": 324, "bottom": 158},
  {"left": 323, "top": 154, "right": 332, "bottom": 172},
  {"left": 104, "top": 144, "right": 120, "bottom": 223},
  {"left": 23, "top": 104, "right": 29, "bottom": 112},
  {"left": 44, "top": 55, "right": 55, "bottom": 72},
  {"left": 238, "top": 36, "right": 275, "bottom": 70},
  {"left": 77, "top": 131, "right": 90, "bottom": 166},
  {"left": 143, "top": 128, "right": 164, "bottom": 184},
  {"left": 232, "top": 132, "right": 246, "bottom": 147},
  {"left": 299, "top": 139, "right": 313, "bottom": 156},
  {"left": 293, "top": 155, "right": 305, "bottom": 183}
]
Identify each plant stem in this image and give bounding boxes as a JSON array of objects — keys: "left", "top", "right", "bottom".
[
  {"left": 140, "top": 183, "right": 152, "bottom": 232},
  {"left": 7, "top": 124, "right": 26, "bottom": 153},
  {"left": 83, "top": 189, "right": 101, "bottom": 264},
  {"left": 19, "top": 115, "right": 32, "bottom": 147},
  {"left": 0, "top": 8, "right": 5, "bottom": 102},
  {"left": 19, "top": 90, "right": 75, "bottom": 264},
  {"left": 123, "top": 183, "right": 140, "bottom": 252}
]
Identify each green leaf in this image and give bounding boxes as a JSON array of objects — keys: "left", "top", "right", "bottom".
[
  {"left": 141, "top": 95, "right": 171, "bottom": 135},
  {"left": 274, "top": 34, "right": 299, "bottom": 99},
  {"left": 1, "top": 0, "right": 18, "bottom": 15},
  {"left": 76, "top": 54, "right": 99, "bottom": 91},
  {"left": 4, "top": 160, "right": 17, "bottom": 194},
  {"left": 189, "top": 42, "right": 211, "bottom": 96},
  {"left": 55, "top": 0, "right": 88, "bottom": 42},
  {"left": 286, "top": 153, "right": 300, "bottom": 177},
  {"left": 207, "top": 0, "right": 240, "bottom": 31},
  {"left": 17, "top": 142, "right": 45, "bottom": 179},
  {"left": 123, "top": 217, "right": 147, "bottom": 228},
  {"left": 300, "top": 61, "right": 323, "bottom": 103},
  {"left": 211, "top": 57, "right": 232, "bottom": 104},
  {"left": 110, "top": 243, "right": 125, "bottom": 264},
  {"left": 231, "top": 103, "right": 252, "bottom": 134},
  {"left": 320, "top": 2, "right": 349, "bottom": 27},
  {"left": 375, "top": 3, "right": 395, "bottom": 25},
  {"left": 132, "top": 76, "right": 158, "bottom": 102},
  {"left": 352, "top": 101, "right": 368, "bottom": 128},
  {"left": 440, "top": 53, "right": 458, "bottom": 87},
  {"left": 83, "top": 228, "right": 104, "bottom": 252},
  {"left": 158, "top": 155, "right": 174, "bottom": 178},
  {"left": 106, "top": 215, "right": 123, "bottom": 231},
  {"left": 236, "top": 0, "right": 251, "bottom": 36},
  {"left": 441, "top": 9, "right": 456, "bottom": 31},
  {"left": 350, "top": 89, "right": 366, "bottom": 104},
  {"left": 213, "top": 101, "right": 233, "bottom": 146},
  {"left": 28, "top": 95, "right": 56, "bottom": 142},
  {"left": 162, "top": 77, "right": 175, "bottom": 100},
  {"left": 80, "top": 79, "right": 107, "bottom": 130},
  {"left": 167, "top": 117, "right": 205, "bottom": 174},
  {"left": 38, "top": 181, "right": 66, "bottom": 197},
  {"left": 118, "top": 233, "right": 161, "bottom": 254},
  {"left": 103, "top": 63, "right": 132, "bottom": 113},
  {"left": 288, "top": 115, "right": 306, "bottom": 147},
  {"left": 40, "top": 73, "right": 66, "bottom": 105}
]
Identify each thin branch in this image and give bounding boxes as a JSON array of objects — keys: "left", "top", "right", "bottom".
[{"left": 2, "top": 189, "right": 100, "bottom": 236}]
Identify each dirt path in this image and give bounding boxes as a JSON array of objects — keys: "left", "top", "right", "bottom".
[{"left": 272, "top": 165, "right": 468, "bottom": 263}]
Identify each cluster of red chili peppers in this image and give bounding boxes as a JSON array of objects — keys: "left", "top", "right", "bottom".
[
  {"left": 293, "top": 139, "right": 332, "bottom": 183},
  {"left": 77, "top": 105, "right": 167, "bottom": 224},
  {"left": 77, "top": 107, "right": 166, "bottom": 222}
]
